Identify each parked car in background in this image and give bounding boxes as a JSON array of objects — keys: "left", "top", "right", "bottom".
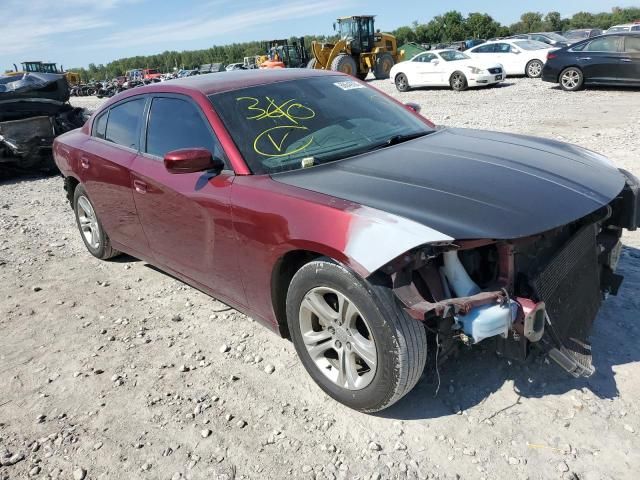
[
  {"left": 226, "top": 63, "right": 246, "bottom": 71},
  {"left": 390, "top": 49, "right": 504, "bottom": 91},
  {"left": 467, "top": 39, "right": 553, "bottom": 77},
  {"left": 142, "top": 69, "right": 162, "bottom": 80},
  {"left": 605, "top": 22, "right": 640, "bottom": 34},
  {"left": 563, "top": 29, "right": 603, "bottom": 43},
  {"left": 542, "top": 33, "right": 640, "bottom": 91},
  {"left": 52, "top": 69, "right": 640, "bottom": 412},
  {"left": 511, "top": 32, "right": 570, "bottom": 48}
]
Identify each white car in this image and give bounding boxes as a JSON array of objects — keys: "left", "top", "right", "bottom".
[
  {"left": 466, "top": 39, "right": 554, "bottom": 78},
  {"left": 605, "top": 22, "right": 640, "bottom": 34},
  {"left": 389, "top": 49, "right": 505, "bottom": 92}
]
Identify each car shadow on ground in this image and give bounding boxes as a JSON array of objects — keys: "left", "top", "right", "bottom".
[
  {"left": 548, "top": 84, "right": 640, "bottom": 93},
  {"left": 407, "top": 82, "right": 515, "bottom": 93},
  {"left": 380, "top": 245, "right": 640, "bottom": 420}
]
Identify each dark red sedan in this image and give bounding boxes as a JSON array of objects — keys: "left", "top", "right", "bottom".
[{"left": 54, "top": 69, "right": 639, "bottom": 412}]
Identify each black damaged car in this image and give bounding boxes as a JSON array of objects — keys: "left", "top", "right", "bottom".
[{"left": 542, "top": 33, "right": 640, "bottom": 91}]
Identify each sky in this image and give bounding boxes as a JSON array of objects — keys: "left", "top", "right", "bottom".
[{"left": 2, "top": 0, "right": 637, "bottom": 72}]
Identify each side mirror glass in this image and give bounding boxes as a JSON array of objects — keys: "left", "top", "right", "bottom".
[
  {"left": 164, "top": 148, "right": 224, "bottom": 174},
  {"left": 430, "top": 59, "right": 439, "bottom": 64},
  {"left": 405, "top": 102, "right": 421, "bottom": 113}
]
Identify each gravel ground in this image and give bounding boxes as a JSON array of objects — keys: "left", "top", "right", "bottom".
[{"left": 1, "top": 77, "right": 639, "bottom": 480}]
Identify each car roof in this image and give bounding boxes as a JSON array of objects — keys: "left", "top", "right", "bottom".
[{"left": 128, "top": 69, "right": 345, "bottom": 96}]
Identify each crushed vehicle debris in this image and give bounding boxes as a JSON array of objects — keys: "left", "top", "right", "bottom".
[{"left": 0, "top": 72, "right": 86, "bottom": 171}]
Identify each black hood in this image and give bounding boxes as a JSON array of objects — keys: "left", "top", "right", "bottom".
[{"left": 273, "top": 128, "right": 626, "bottom": 240}]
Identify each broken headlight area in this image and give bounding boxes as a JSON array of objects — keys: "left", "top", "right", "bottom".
[{"left": 381, "top": 184, "right": 639, "bottom": 378}]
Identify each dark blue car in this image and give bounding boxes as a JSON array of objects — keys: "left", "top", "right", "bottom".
[{"left": 542, "top": 33, "right": 640, "bottom": 91}]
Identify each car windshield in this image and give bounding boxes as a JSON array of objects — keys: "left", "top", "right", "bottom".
[
  {"left": 209, "top": 76, "right": 433, "bottom": 174},
  {"left": 564, "top": 30, "right": 589, "bottom": 40},
  {"left": 514, "top": 40, "right": 549, "bottom": 50},
  {"left": 439, "top": 50, "right": 469, "bottom": 61},
  {"left": 544, "top": 32, "right": 569, "bottom": 42}
]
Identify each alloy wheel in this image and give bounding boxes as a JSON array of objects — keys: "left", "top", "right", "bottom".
[
  {"left": 528, "top": 61, "right": 542, "bottom": 77},
  {"left": 561, "top": 70, "right": 580, "bottom": 90},
  {"left": 451, "top": 73, "right": 464, "bottom": 90},
  {"left": 77, "top": 196, "right": 101, "bottom": 249},
  {"left": 396, "top": 74, "right": 408, "bottom": 91},
  {"left": 298, "top": 286, "right": 377, "bottom": 390}
]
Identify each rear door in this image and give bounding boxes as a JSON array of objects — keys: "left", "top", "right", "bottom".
[
  {"left": 79, "top": 97, "right": 149, "bottom": 256},
  {"left": 580, "top": 35, "right": 624, "bottom": 83},
  {"left": 621, "top": 35, "right": 640, "bottom": 84},
  {"left": 129, "top": 94, "right": 246, "bottom": 305}
]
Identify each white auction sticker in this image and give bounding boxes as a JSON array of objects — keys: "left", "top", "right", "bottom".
[{"left": 333, "top": 81, "right": 365, "bottom": 91}]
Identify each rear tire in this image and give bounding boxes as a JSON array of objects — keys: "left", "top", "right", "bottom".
[
  {"left": 526, "top": 59, "right": 543, "bottom": 78},
  {"left": 450, "top": 71, "right": 468, "bottom": 91},
  {"left": 286, "top": 258, "right": 427, "bottom": 412},
  {"left": 73, "top": 185, "right": 120, "bottom": 260},
  {"left": 559, "top": 67, "right": 584, "bottom": 91},
  {"left": 395, "top": 73, "right": 410, "bottom": 92},
  {"left": 330, "top": 54, "right": 358, "bottom": 77},
  {"left": 373, "top": 52, "right": 395, "bottom": 80}
]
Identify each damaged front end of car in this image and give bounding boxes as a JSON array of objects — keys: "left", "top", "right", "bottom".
[{"left": 380, "top": 169, "right": 640, "bottom": 378}]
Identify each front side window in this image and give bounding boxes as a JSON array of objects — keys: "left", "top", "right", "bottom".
[
  {"left": 209, "top": 76, "right": 434, "bottom": 174},
  {"left": 439, "top": 50, "right": 469, "bottom": 61},
  {"left": 632, "top": 26, "right": 640, "bottom": 32},
  {"left": 145, "top": 97, "right": 225, "bottom": 163},
  {"left": 495, "top": 43, "right": 512, "bottom": 53},
  {"left": 413, "top": 53, "right": 436, "bottom": 62},
  {"left": 105, "top": 98, "right": 145, "bottom": 150},
  {"left": 585, "top": 36, "right": 620, "bottom": 52}
]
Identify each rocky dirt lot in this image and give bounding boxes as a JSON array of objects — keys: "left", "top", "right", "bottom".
[{"left": 1, "top": 78, "right": 639, "bottom": 480}]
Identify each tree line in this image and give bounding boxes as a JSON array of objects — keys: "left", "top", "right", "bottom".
[{"left": 72, "top": 7, "right": 640, "bottom": 82}]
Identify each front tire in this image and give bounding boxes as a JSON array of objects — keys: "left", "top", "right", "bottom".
[
  {"left": 73, "top": 185, "right": 120, "bottom": 260},
  {"left": 559, "top": 67, "right": 584, "bottom": 91},
  {"left": 450, "top": 71, "right": 468, "bottom": 91},
  {"left": 395, "top": 73, "right": 410, "bottom": 92},
  {"left": 286, "top": 259, "right": 427, "bottom": 412},
  {"left": 526, "top": 59, "right": 543, "bottom": 78},
  {"left": 373, "top": 52, "right": 395, "bottom": 79},
  {"left": 330, "top": 54, "right": 358, "bottom": 77}
]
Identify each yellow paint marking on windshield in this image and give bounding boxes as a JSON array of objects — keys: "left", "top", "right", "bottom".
[
  {"left": 236, "top": 96, "right": 317, "bottom": 157},
  {"left": 254, "top": 125, "right": 313, "bottom": 158}
]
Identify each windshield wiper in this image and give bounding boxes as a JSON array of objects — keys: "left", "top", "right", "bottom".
[{"left": 384, "top": 131, "right": 431, "bottom": 146}]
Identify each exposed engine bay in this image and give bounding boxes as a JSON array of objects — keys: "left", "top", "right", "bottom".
[{"left": 385, "top": 169, "right": 640, "bottom": 378}]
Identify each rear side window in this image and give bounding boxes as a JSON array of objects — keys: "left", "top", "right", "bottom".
[
  {"left": 473, "top": 44, "right": 495, "bottom": 53},
  {"left": 93, "top": 111, "right": 108, "bottom": 139},
  {"left": 145, "top": 97, "right": 224, "bottom": 162},
  {"left": 585, "top": 36, "right": 620, "bottom": 52},
  {"left": 105, "top": 98, "right": 145, "bottom": 150},
  {"left": 633, "top": 26, "right": 640, "bottom": 32},
  {"left": 625, "top": 36, "right": 640, "bottom": 52}
]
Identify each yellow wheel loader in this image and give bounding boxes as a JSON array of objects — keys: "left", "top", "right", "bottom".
[{"left": 307, "top": 15, "right": 403, "bottom": 80}]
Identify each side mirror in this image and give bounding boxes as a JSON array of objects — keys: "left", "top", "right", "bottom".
[
  {"left": 430, "top": 59, "right": 439, "bottom": 64},
  {"left": 164, "top": 148, "right": 224, "bottom": 174},
  {"left": 512, "top": 48, "right": 521, "bottom": 54},
  {"left": 405, "top": 102, "right": 421, "bottom": 113}
]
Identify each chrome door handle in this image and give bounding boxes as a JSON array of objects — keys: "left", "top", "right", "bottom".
[
  {"left": 133, "top": 179, "right": 147, "bottom": 194},
  {"left": 621, "top": 58, "right": 632, "bottom": 62},
  {"left": 577, "top": 57, "right": 591, "bottom": 61}
]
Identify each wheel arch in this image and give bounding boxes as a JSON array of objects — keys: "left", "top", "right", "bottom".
[
  {"left": 63, "top": 175, "right": 80, "bottom": 207},
  {"left": 270, "top": 248, "right": 342, "bottom": 338}
]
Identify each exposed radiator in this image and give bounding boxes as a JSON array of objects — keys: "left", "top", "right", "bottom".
[{"left": 533, "top": 224, "right": 601, "bottom": 377}]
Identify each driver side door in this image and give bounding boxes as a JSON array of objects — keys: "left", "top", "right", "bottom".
[{"left": 410, "top": 52, "right": 441, "bottom": 85}]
